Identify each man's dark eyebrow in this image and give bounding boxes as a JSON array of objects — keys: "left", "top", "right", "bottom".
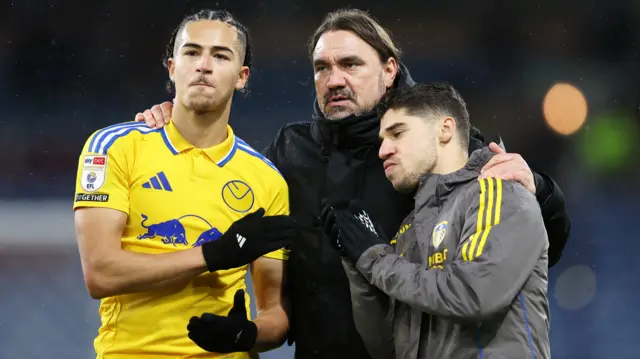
[
  {"left": 313, "top": 55, "right": 364, "bottom": 68},
  {"left": 182, "top": 43, "right": 234, "bottom": 54},
  {"left": 313, "top": 58, "right": 329, "bottom": 68},
  {"left": 385, "top": 122, "right": 406, "bottom": 133},
  {"left": 379, "top": 122, "right": 406, "bottom": 140},
  {"left": 337, "top": 55, "right": 364, "bottom": 65}
]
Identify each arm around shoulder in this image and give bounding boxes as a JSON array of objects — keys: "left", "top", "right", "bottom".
[{"left": 533, "top": 171, "right": 571, "bottom": 267}]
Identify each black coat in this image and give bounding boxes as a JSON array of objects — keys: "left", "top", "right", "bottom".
[{"left": 262, "top": 64, "right": 571, "bottom": 359}]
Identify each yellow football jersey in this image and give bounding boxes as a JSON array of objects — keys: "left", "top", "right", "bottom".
[{"left": 73, "top": 120, "right": 290, "bottom": 359}]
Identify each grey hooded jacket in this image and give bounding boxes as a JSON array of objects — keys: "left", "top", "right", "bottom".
[{"left": 343, "top": 147, "right": 551, "bottom": 359}]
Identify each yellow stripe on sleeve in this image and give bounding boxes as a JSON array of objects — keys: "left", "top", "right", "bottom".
[
  {"left": 462, "top": 241, "right": 469, "bottom": 261},
  {"left": 465, "top": 179, "right": 487, "bottom": 261},
  {"left": 494, "top": 178, "right": 502, "bottom": 225},
  {"left": 475, "top": 178, "right": 497, "bottom": 258},
  {"left": 465, "top": 178, "right": 504, "bottom": 261}
]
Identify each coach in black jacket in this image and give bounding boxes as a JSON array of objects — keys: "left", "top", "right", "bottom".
[
  {"left": 262, "top": 74, "right": 568, "bottom": 359},
  {"left": 135, "top": 9, "right": 570, "bottom": 359},
  {"left": 262, "top": 15, "right": 570, "bottom": 359}
]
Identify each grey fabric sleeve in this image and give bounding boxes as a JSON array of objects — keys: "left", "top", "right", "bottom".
[
  {"left": 355, "top": 178, "right": 548, "bottom": 321},
  {"left": 341, "top": 259, "right": 395, "bottom": 359}
]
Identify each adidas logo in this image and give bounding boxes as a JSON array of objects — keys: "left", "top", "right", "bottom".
[
  {"left": 142, "top": 171, "right": 173, "bottom": 192},
  {"left": 236, "top": 233, "right": 247, "bottom": 248}
]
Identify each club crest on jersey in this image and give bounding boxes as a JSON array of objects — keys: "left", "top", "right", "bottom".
[
  {"left": 432, "top": 221, "right": 448, "bottom": 248},
  {"left": 221, "top": 180, "right": 255, "bottom": 213},
  {"left": 81, "top": 155, "right": 107, "bottom": 192}
]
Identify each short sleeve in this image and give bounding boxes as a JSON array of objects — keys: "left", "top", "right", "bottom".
[
  {"left": 261, "top": 175, "right": 291, "bottom": 261},
  {"left": 73, "top": 130, "right": 130, "bottom": 214}
]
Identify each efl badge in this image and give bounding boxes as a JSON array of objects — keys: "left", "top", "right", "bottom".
[
  {"left": 81, "top": 155, "right": 107, "bottom": 192},
  {"left": 432, "top": 221, "right": 448, "bottom": 248}
]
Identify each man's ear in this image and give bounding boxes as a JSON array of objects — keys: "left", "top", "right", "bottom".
[
  {"left": 168, "top": 57, "right": 176, "bottom": 82},
  {"left": 439, "top": 117, "right": 456, "bottom": 144},
  {"left": 235, "top": 66, "right": 250, "bottom": 91},
  {"left": 382, "top": 57, "right": 398, "bottom": 89}
]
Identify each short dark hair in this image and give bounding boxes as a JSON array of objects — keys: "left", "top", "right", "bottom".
[
  {"left": 308, "top": 9, "right": 401, "bottom": 64},
  {"left": 378, "top": 83, "right": 471, "bottom": 148},
  {"left": 162, "top": 9, "right": 252, "bottom": 95}
]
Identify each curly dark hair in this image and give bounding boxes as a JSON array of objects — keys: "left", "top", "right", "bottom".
[{"left": 162, "top": 9, "right": 252, "bottom": 95}]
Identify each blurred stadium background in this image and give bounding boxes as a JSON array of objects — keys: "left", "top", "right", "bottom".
[{"left": 1, "top": 0, "right": 639, "bottom": 358}]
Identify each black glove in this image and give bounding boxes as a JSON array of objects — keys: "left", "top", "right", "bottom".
[
  {"left": 202, "top": 208, "right": 294, "bottom": 272},
  {"left": 321, "top": 200, "right": 387, "bottom": 263},
  {"left": 320, "top": 199, "right": 343, "bottom": 253},
  {"left": 187, "top": 289, "right": 258, "bottom": 353}
]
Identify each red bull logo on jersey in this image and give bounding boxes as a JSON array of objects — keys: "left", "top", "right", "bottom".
[{"left": 137, "top": 214, "right": 223, "bottom": 247}]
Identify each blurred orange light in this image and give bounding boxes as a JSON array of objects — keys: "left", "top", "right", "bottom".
[{"left": 542, "top": 82, "right": 588, "bottom": 136}]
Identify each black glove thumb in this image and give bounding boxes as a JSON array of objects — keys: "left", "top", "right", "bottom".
[
  {"left": 229, "top": 289, "right": 247, "bottom": 317},
  {"left": 320, "top": 200, "right": 335, "bottom": 230},
  {"left": 245, "top": 207, "right": 265, "bottom": 220}
]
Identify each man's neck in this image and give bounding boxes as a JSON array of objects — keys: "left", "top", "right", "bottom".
[
  {"left": 172, "top": 102, "right": 230, "bottom": 148},
  {"left": 431, "top": 146, "right": 469, "bottom": 175}
]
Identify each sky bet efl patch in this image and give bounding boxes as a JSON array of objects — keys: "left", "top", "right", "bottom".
[{"left": 81, "top": 155, "right": 107, "bottom": 192}]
